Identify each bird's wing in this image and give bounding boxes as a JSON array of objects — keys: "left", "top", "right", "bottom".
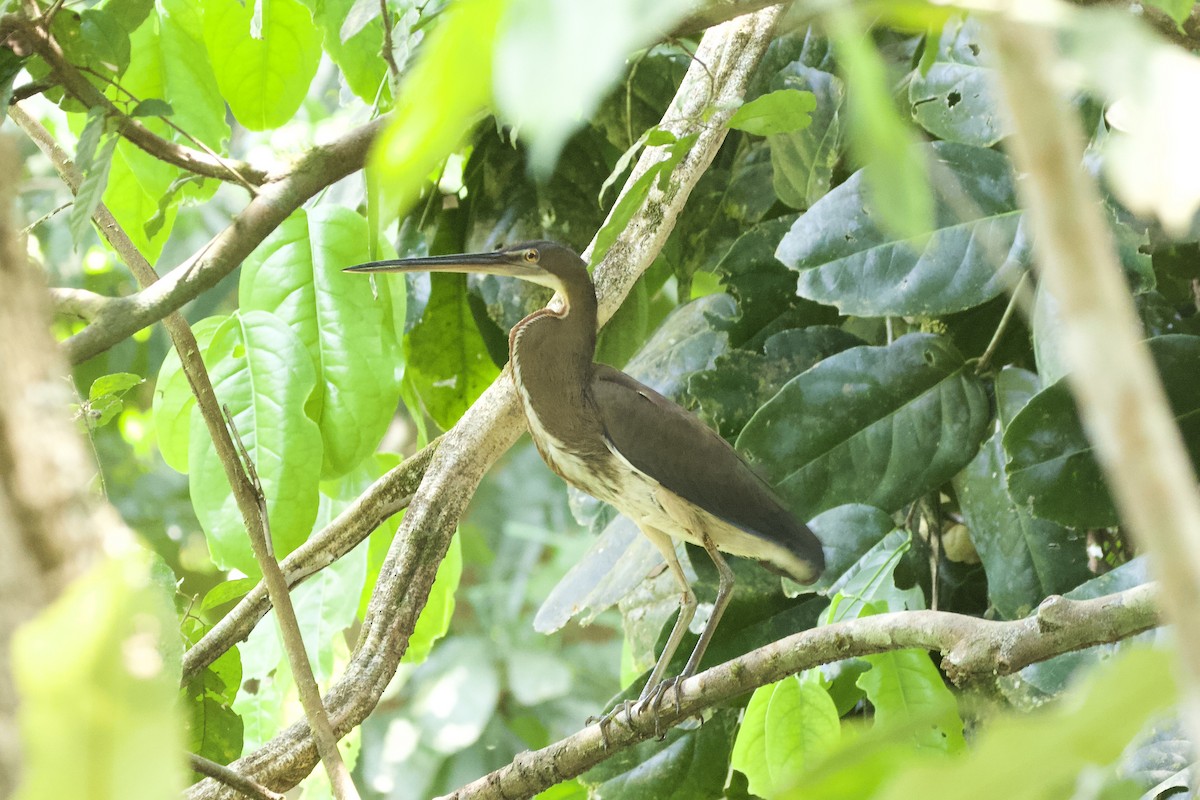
[{"left": 589, "top": 364, "right": 823, "bottom": 581}]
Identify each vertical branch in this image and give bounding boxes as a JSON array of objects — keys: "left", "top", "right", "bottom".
[{"left": 986, "top": 11, "right": 1200, "bottom": 748}]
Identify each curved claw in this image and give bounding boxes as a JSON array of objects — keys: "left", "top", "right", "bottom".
[{"left": 589, "top": 699, "right": 638, "bottom": 749}]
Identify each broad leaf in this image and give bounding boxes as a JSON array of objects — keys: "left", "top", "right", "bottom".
[
  {"left": 241, "top": 206, "right": 402, "bottom": 479},
  {"left": 908, "top": 17, "right": 1004, "bottom": 147},
  {"left": 731, "top": 671, "right": 841, "bottom": 797},
  {"left": 1004, "top": 335, "right": 1200, "bottom": 529},
  {"left": 729, "top": 89, "right": 817, "bottom": 136},
  {"left": 776, "top": 141, "right": 1030, "bottom": 317},
  {"left": 202, "top": 0, "right": 322, "bottom": 130},
  {"left": 858, "top": 644, "right": 966, "bottom": 753},
  {"left": 737, "top": 333, "right": 991, "bottom": 518},
  {"left": 805, "top": 503, "right": 896, "bottom": 594},
  {"left": 765, "top": 64, "right": 845, "bottom": 210},
  {"left": 406, "top": 272, "right": 501, "bottom": 430},
  {"left": 584, "top": 709, "right": 738, "bottom": 799},
  {"left": 188, "top": 311, "right": 323, "bottom": 575}
]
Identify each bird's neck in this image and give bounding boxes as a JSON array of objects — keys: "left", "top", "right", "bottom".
[{"left": 509, "top": 277, "right": 598, "bottom": 412}]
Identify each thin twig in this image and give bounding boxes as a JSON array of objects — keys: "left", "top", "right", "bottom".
[
  {"left": 13, "top": 16, "right": 267, "bottom": 185},
  {"left": 379, "top": 0, "right": 402, "bottom": 97},
  {"left": 189, "top": 755, "right": 286, "bottom": 800},
  {"left": 976, "top": 270, "right": 1030, "bottom": 374},
  {"left": 221, "top": 407, "right": 361, "bottom": 800}
]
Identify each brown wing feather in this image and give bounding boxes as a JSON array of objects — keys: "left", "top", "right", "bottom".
[{"left": 589, "top": 364, "right": 823, "bottom": 581}]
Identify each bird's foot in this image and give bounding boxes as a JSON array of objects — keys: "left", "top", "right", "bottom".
[{"left": 588, "top": 699, "right": 637, "bottom": 749}]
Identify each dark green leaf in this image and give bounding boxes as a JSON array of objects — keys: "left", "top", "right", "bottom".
[
  {"left": 766, "top": 65, "right": 844, "bottom": 210},
  {"left": 584, "top": 709, "right": 738, "bottom": 799},
  {"left": 806, "top": 504, "right": 896, "bottom": 594},
  {"left": 0, "top": 47, "right": 26, "bottom": 110},
  {"left": 737, "top": 334, "right": 991, "bottom": 518},
  {"left": 183, "top": 645, "right": 243, "bottom": 768},
  {"left": 407, "top": 273, "right": 501, "bottom": 430},
  {"left": 690, "top": 326, "right": 862, "bottom": 439},
  {"left": 908, "top": 17, "right": 1004, "bottom": 147},
  {"left": 729, "top": 89, "right": 817, "bottom": 136},
  {"left": 952, "top": 367, "right": 1091, "bottom": 619},
  {"left": 824, "top": 530, "right": 923, "bottom": 621},
  {"left": 1004, "top": 335, "right": 1200, "bottom": 528},
  {"left": 777, "top": 141, "right": 1029, "bottom": 317}
]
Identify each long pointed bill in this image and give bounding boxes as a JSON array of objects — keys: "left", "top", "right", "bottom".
[{"left": 343, "top": 251, "right": 545, "bottom": 281}]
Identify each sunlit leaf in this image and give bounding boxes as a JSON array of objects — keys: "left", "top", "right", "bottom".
[
  {"left": 188, "top": 311, "right": 323, "bottom": 574},
  {"left": 729, "top": 89, "right": 817, "bottom": 137}
]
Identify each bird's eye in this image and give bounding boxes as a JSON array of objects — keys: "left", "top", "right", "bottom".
[{"left": 524, "top": 249, "right": 539, "bottom": 263}]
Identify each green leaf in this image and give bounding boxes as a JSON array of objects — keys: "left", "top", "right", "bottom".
[
  {"left": 13, "top": 551, "right": 186, "bottom": 799},
  {"left": 690, "top": 326, "right": 861, "bottom": 439},
  {"left": 1143, "top": 0, "right": 1197, "bottom": 25},
  {"left": 182, "top": 644, "right": 243, "bottom": 769},
  {"left": 737, "top": 334, "right": 991, "bottom": 518},
  {"left": 584, "top": 709, "right": 738, "bottom": 799},
  {"left": 371, "top": 0, "right": 505, "bottom": 221},
  {"left": 493, "top": 0, "right": 697, "bottom": 174},
  {"left": 871, "top": 648, "right": 1175, "bottom": 800},
  {"left": 729, "top": 89, "right": 817, "bottom": 136},
  {"left": 823, "top": 529, "right": 923, "bottom": 621},
  {"left": 766, "top": 65, "right": 844, "bottom": 210},
  {"left": 313, "top": 0, "right": 390, "bottom": 104},
  {"left": 858, "top": 640, "right": 966, "bottom": 754},
  {"left": 188, "top": 311, "right": 323, "bottom": 575},
  {"left": 0, "top": 47, "right": 27, "bottom": 110},
  {"left": 130, "top": 98, "right": 174, "bottom": 117},
  {"left": 826, "top": 6, "right": 933, "bottom": 241},
  {"left": 908, "top": 17, "right": 1004, "bottom": 147},
  {"left": 81, "top": 8, "right": 132, "bottom": 77},
  {"left": 70, "top": 112, "right": 118, "bottom": 248},
  {"left": 201, "top": 0, "right": 323, "bottom": 130},
  {"left": 199, "top": 577, "right": 257, "bottom": 612},
  {"left": 731, "top": 672, "right": 841, "bottom": 797},
  {"left": 776, "top": 141, "right": 1029, "bottom": 317},
  {"left": 1004, "top": 335, "right": 1200, "bottom": 528},
  {"left": 90, "top": 372, "right": 143, "bottom": 401},
  {"left": 152, "top": 316, "right": 228, "bottom": 474},
  {"left": 952, "top": 368, "right": 1091, "bottom": 619},
  {"left": 406, "top": 273, "right": 501, "bottom": 430},
  {"left": 592, "top": 132, "right": 697, "bottom": 264},
  {"left": 805, "top": 504, "right": 896, "bottom": 594},
  {"left": 241, "top": 207, "right": 402, "bottom": 479}
]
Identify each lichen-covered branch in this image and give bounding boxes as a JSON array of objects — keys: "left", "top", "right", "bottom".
[{"left": 444, "top": 584, "right": 1159, "bottom": 800}]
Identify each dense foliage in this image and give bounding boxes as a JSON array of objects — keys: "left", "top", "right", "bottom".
[{"left": 4, "top": 0, "right": 1199, "bottom": 798}]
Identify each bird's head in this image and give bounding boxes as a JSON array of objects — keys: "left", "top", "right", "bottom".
[{"left": 344, "top": 240, "right": 587, "bottom": 297}]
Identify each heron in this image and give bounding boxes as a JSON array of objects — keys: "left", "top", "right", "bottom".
[{"left": 346, "top": 241, "right": 824, "bottom": 714}]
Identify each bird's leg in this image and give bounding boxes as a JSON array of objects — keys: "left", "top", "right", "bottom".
[
  {"left": 591, "top": 527, "right": 694, "bottom": 743},
  {"left": 662, "top": 533, "right": 735, "bottom": 714},
  {"left": 637, "top": 528, "right": 698, "bottom": 705}
]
